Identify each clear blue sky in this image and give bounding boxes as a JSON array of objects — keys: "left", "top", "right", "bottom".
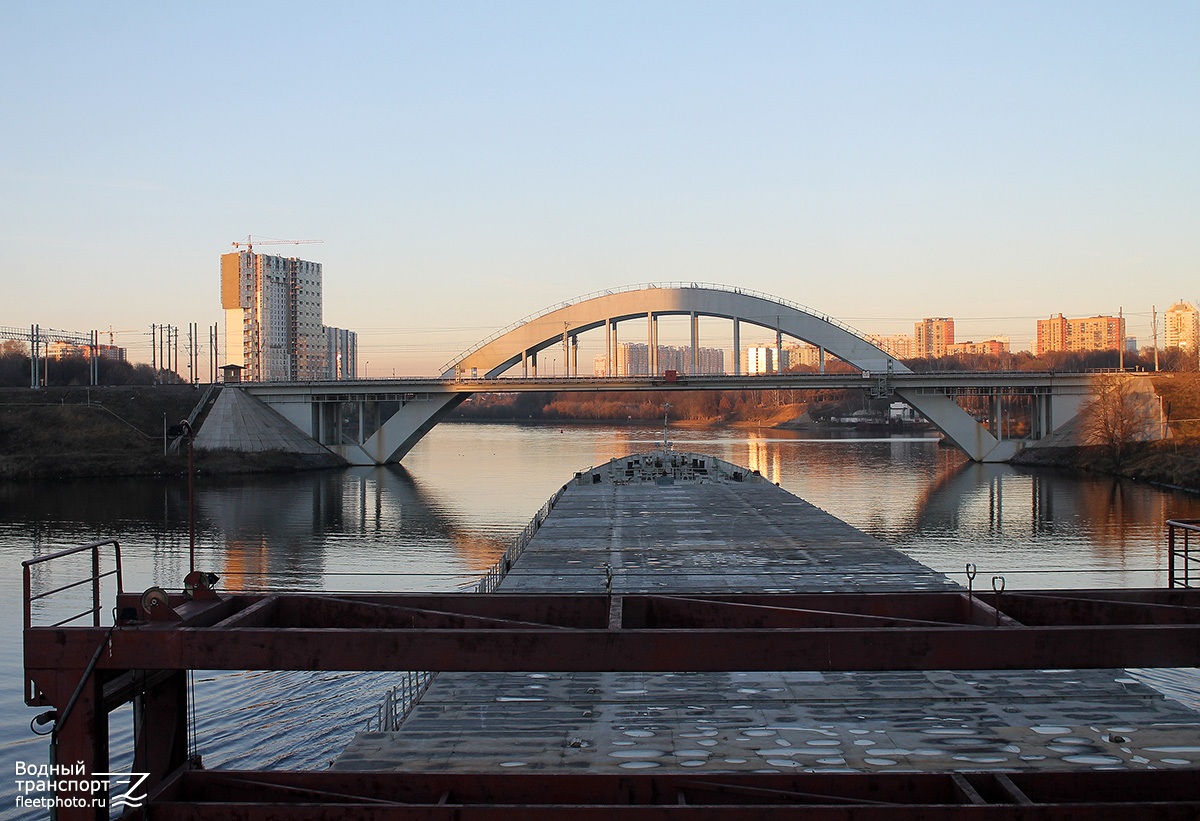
[{"left": 3, "top": 1, "right": 1197, "bottom": 374}]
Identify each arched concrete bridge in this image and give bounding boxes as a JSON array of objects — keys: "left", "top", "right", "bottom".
[{"left": 234, "top": 284, "right": 1098, "bottom": 466}]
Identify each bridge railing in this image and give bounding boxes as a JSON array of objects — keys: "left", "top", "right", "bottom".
[{"left": 439, "top": 282, "right": 879, "bottom": 376}]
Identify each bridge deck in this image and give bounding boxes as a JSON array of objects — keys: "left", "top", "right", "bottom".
[{"left": 335, "top": 453, "right": 1200, "bottom": 774}]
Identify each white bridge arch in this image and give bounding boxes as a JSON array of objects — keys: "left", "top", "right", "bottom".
[
  {"left": 303, "top": 283, "right": 1012, "bottom": 464},
  {"left": 441, "top": 283, "right": 896, "bottom": 379}
]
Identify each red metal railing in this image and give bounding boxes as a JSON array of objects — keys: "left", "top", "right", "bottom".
[
  {"left": 22, "top": 538, "right": 124, "bottom": 630},
  {"left": 1168, "top": 519, "right": 1200, "bottom": 589}
]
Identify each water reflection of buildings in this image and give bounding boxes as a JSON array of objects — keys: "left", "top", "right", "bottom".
[
  {"left": 220, "top": 536, "right": 271, "bottom": 592},
  {"left": 907, "top": 461, "right": 1187, "bottom": 567},
  {"left": 197, "top": 477, "right": 335, "bottom": 590},
  {"left": 196, "top": 468, "right": 504, "bottom": 591},
  {"left": 745, "top": 434, "right": 783, "bottom": 485},
  {"left": 590, "top": 428, "right": 666, "bottom": 471}
]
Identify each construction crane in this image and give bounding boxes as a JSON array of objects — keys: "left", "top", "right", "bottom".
[
  {"left": 230, "top": 235, "right": 324, "bottom": 254},
  {"left": 106, "top": 326, "right": 141, "bottom": 346}
]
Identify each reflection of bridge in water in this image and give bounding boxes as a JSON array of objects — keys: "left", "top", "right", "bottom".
[{"left": 224, "top": 284, "right": 1112, "bottom": 465}]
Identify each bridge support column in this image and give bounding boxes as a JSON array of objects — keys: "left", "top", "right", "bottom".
[
  {"left": 611, "top": 322, "right": 618, "bottom": 376},
  {"left": 690, "top": 312, "right": 699, "bottom": 375},
  {"left": 648, "top": 313, "right": 658, "bottom": 375},
  {"left": 571, "top": 335, "right": 578, "bottom": 376},
  {"left": 733, "top": 319, "right": 740, "bottom": 375},
  {"left": 819, "top": 347, "right": 825, "bottom": 374},
  {"left": 331, "top": 394, "right": 467, "bottom": 465},
  {"left": 895, "top": 389, "right": 1000, "bottom": 462},
  {"left": 605, "top": 321, "right": 612, "bottom": 376},
  {"left": 1032, "top": 394, "right": 1056, "bottom": 440}
]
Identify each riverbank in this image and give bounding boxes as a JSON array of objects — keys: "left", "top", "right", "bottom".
[
  {"left": 0, "top": 386, "right": 342, "bottom": 479},
  {"left": 1009, "top": 374, "right": 1200, "bottom": 494},
  {"left": 5, "top": 384, "right": 1196, "bottom": 488},
  {"left": 1013, "top": 440, "right": 1200, "bottom": 494},
  {"left": 446, "top": 402, "right": 818, "bottom": 428}
]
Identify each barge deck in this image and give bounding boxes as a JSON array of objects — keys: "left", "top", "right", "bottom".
[
  {"left": 336, "top": 451, "right": 1200, "bottom": 774},
  {"left": 22, "top": 451, "right": 1200, "bottom": 816}
]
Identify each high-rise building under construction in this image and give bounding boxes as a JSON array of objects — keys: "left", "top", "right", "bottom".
[{"left": 221, "top": 250, "right": 327, "bottom": 381}]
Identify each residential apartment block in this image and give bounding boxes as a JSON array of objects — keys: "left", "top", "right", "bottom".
[
  {"left": 914, "top": 318, "right": 955, "bottom": 358},
  {"left": 1036, "top": 314, "right": 1125, "bottom": 355},
  {"left": 743, "top": 345, "right": 786, "bottom": 375},
  {"left": 1164, "top": 301, "right": 1200, "bottom": 352},
  {"left": 947, "top": 338, "right": 1010, "bottom": 357},
  {"left": 603, "top": 343, "right": 725, "bottom": 376},
  {"left": 781, "top": 341, "right": 841, "bottom": 369},
  {"left": 866, "top": 334, "right": 919, "bottom": 359},
  {"left": 325, "top": 326, "right": 358, "bottom": 380},
  {"left": 221, "top": 250, "right": 360, "bottom": 382},
  {"left": 46, "top": 341, "right": 126, "bottom": 362}
]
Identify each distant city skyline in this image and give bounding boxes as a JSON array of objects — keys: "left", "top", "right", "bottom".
[{"left": 3, "top": 3, "right": 1196, "bottom": 375}]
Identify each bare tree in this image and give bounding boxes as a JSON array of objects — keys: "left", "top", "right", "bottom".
[{"left": 1080, "top": 374, "right": 1158, "bottom": 467}]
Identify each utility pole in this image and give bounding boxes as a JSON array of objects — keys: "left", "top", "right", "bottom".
[
  {"left": 1118, "top": 307, "right": 1124, "bottom": 371},
  {"left": 209, "top": 323, "right": 218, "bottom": 383},
  {"left": 89, "top": 330, "right": 98, "bottom": 386},
  {"left": 29, "top": 325, "right": 38, "bottom": 389},
  {"left": 1152, "top": 305, "right": 1160, "bottom": 372},
  {"left": 151, "top": 323, "right": 157, "bottom": 382}
]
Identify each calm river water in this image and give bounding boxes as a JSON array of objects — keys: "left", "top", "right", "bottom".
[{"left": 3, "top": 422, "right": 1199, "bottom": 817}]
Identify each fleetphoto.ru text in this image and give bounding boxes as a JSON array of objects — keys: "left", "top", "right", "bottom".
[{"left": 14, "top": 761, "right": 148, "bottom": 812}]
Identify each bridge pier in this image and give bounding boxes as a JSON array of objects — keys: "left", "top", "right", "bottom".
[
  {"left": 775, "top": 325, "right": 783, "bottom": 374},
  {"left": 732, "top": 319, "right": 740, "bottom": 375},
  {"left": 317, "top": 394, "right": 467, "bottom": 465},
  {"left": 648, "top": 313, "right": 657, "bottom": 375},
  {"left": 604, "top": 322, "right": 611, "bottom": 376},
  {"left": 690, "top": 312, "right": 699, "bottom": 375}
]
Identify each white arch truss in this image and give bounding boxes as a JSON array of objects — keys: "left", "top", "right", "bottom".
[
  {"left": 246, "top": 284, "right": 1105, "bottom": 465},
  {"left": 440, "top": 282, "right": 903, "bottom": 378},
  {"left": 412, "top": 284, "right": 993, "bottom": 462}
]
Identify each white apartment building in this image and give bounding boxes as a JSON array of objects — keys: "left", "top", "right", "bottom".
[{"left": 743, "top": 345, "right": 787, "bottom": 374}]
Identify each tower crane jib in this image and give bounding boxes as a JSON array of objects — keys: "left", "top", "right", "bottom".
[{"left": 230, "top": 235, "right": 324, "bottom": 254}]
